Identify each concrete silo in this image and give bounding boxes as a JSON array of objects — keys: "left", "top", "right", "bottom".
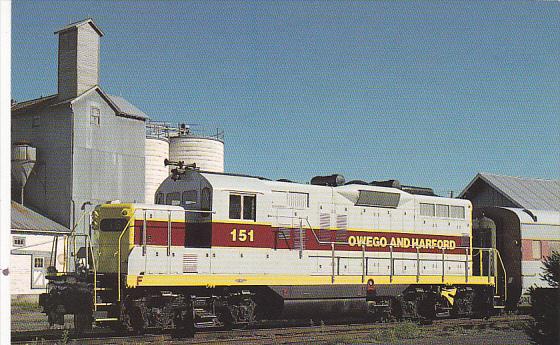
[
  {"left": 169, "top": 124, "right": 224, "bottom": 173},
  {"left": 145, "top": 123, "right": 170, "bottom": 203}
]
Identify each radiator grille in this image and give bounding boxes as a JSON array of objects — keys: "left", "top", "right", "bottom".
[{"left": 182, "top": 254, "right": 198, "bottom": 273}]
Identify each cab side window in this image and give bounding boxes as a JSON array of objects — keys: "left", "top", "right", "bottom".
[
  {"left": 201, "top": 187, "right": 212, "bottom": 217},
  {"left": 243, "top": 195, "right": 256, "bottom": 220},
  {"left": 229, "top": 194, "right": 241, "bottom": 219},
  {"left": 182, "top": 190, "right": 198, "bottom": 208},
  {"left": 166, "top": 192, "right": 181, "bottom": 206},
  {"left": 156, "top": 193, "right": 165, "bottom": 205},
  {"left": 229, "top": 193, "right": 256, "bottom": 221}
]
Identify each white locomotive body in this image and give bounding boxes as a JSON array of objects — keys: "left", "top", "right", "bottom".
[{"left": 42, "top": 169, "right": 505, "bottom": 334}]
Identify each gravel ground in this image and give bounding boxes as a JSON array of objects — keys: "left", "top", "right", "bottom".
[
  {"left": 12, "top": 304, "right": 74, "bottom": 331},
  {"left": 12, "top": 305, "right": 535, "bottom": 345}
]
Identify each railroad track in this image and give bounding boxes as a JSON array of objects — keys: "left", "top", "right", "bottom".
[{"left": 12, "top": 314, "right": 532, "bottom": 345}]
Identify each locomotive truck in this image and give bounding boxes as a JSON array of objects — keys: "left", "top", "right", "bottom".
[{"left": 40, "top": 163, "right": 506, "bottom": 335}]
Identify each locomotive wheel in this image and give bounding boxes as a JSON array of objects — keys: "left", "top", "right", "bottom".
[
  {"left": 416, "top": 292, "right": 437, "bottom": 320},
  {"left": 73, "top": 313, "right": 92, "bottom": 333},
  {"left": 48, "top": 310, "right": 64, "bottom": 327},
  {"left": 172, "top": 308, "right": 195, "bottom": 338},
  {"left": 128, "top": 306, "right": 147, "bottom": 335}
]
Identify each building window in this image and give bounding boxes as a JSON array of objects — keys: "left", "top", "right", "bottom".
[
  {"left": 90, "top": 106, "right": 100, "bottom": 125},
  {"left": 13, "top": 236, "right": 25, "bottom": 247},
  {"left": 549, "top": 241, "right": 560, "bottom": 255},
  {"left": 31, "top": 115, "right": 40, "bottom": 128},
  {"left": 34, "top": 257, "right": 44, "bottom": 268},
  {"left": 532, "top": 240, "right": 542, "bottom": 260},
  {"left": 229, "top": 193, "right": 256, "bottom": 221}
]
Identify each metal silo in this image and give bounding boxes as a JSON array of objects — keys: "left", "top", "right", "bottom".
[
  {"left": 145, "top": 122, "right": 170, "bottom": 203},
  {"left": 11, "top": 143, "right": 37, "bottom": 205},
  {"left": 169, "top": 124, "right": 224, "bottom": 173}
]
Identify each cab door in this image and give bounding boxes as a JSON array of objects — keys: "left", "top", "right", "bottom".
[{"left": 96, "top": 213, "right": 131, "bottom": 273}]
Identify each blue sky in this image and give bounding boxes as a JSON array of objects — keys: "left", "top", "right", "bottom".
[{"left": 11, "top": 1, "right": 560, "bottom": 195}]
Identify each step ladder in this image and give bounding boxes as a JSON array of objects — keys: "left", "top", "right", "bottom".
[
  {"left": 493, "top": 250, "right": 507, "bottom": 310},
  {"left": 493, "top": 295, "right": 506, "bottom": 309},
  {"left": 93, "top": 273, "right": 119, "bottom": 323}
]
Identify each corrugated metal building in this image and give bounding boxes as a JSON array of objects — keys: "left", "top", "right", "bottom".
[
  {"left": 11, "top": 19, "right": 146, "bottom": 230},
  {"left": 11, "top": 201, "right": 70, "bottom": 298},
  {"left": 460, "top": 173, "right": 560, "bottom": 306},
  {"left": 459, "top": 172, "right": 560, "bottom": 212}
]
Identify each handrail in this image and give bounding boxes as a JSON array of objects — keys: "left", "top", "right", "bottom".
[
  {"left": 304, "top": 217, "right": 348, "bottom": 246},
  {"left": 117, "top": 217, "right": 134, "bottom": 302},
  {"left": 309, "top": 246, "right": 497, "bottom": 284},
  {"left": 495, "top": 249, "right": 508, "bottom": 302},
  {"left": 65, "top": 210, "right": 90, "bottom": 270}
]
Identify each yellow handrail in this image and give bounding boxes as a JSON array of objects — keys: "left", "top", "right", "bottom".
[
  {"left": 117, "top": 217, "right": 134, "bottom": 302},
  {"left": 495, "top": 249, "right": 507, "bottom": 303},
  {"left": 89, "top": 235, "right": 98, "bottom": 309},
  {"left": 65, "top": 210, "right": 90, "bottom": 271}
]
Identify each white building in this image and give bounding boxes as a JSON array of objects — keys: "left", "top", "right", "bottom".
[{"left": 10, "top": 201, "right": 69, "bottom": 299}]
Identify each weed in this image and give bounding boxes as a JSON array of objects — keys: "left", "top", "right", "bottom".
[
  {"left": 393, "top": 321, "right": 421, "bottom": 339},
  {"left": 60, "top": 329, "right": 69, "bottom": 345},
  {"left": 12, "top": 299, "right": 39, "bottom": 311},
  {"left": 509, "top": 319, "right": 529, "bottom": 331},
  {"left": 321, "top": 333, "right": 362, "bottom": 345},
  {"left": 157, "top": 335, "right": 167, "bottom": 344}
]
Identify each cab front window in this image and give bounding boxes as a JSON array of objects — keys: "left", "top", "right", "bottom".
[{"left": 100, "top": 218, "right": 129, "bottom": 232}]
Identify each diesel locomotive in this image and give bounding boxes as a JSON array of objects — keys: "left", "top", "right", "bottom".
[{"left": 40, "top": 164, "right": 506, "bottom": 335}]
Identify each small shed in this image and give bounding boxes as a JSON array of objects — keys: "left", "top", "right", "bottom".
[{"left": 10, "top": 201, "right": 70, "bottom": 299}]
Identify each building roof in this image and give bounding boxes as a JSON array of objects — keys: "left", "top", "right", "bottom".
[
  {"left": 10, "top": 94, "right": 58, "bottom": 113},
  {"left": 11, "top": 201, "right": 70, "bottom": 234},
  {"left": 107, "top": 94, "right": 148, "bottom": 120},
  {"left": 11, "top": 87, "right": 148, "bottom": 120},
  {"left": 54, "top": 18, "right": 104, "bottom": 37},
  {"left": 459, "top": 172, "right": 560, "bottom": 212}
]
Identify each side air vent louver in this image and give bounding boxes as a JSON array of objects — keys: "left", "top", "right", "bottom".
[{"left": 356, "top": 190, "right": 400, "bottom": 208}]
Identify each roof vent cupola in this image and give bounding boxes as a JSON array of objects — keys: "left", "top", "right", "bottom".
[{"left": 55, "top": 18, "right": 104, "bottom": 100}]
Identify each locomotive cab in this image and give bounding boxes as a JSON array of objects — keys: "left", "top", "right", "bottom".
[
  {"left": 93, "top": 203, "right": 134, "bottom": 273},
  {"left": 93, "top": 202, "right": 189, "bottom": 274}
]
